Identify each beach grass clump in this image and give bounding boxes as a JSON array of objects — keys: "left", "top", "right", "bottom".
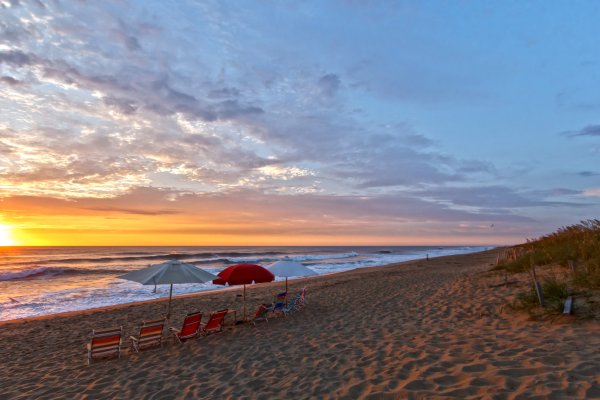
[
  {"left": 512, "top": 277, "right": 569, "bottom": 314},
  {"left": 541, "top": 276, "right": 569, "bottom": 312}
]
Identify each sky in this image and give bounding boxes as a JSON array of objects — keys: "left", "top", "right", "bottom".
[{"left": 0, "top": 0, "right": 599, "bottom": 246}]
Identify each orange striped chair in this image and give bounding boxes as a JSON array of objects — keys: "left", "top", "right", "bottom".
[
  {"left": 200, "top": 309, "right": 228, "bottom": 335},
  {"left": 130, "top": 318, "right": 166, "bottom": 352},
  {"left": 87, "top": 326, "right": 123, "bottom": 364},
  {"left": 170, "top": 311, "right": 203, "bottom": 343}
]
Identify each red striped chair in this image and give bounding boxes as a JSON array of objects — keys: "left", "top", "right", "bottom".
[
  {"left": 130, "top": 318, "right": 166, "bottom": 352},
  {"left": 200, "top": 309, "right": 228, "bottom": 335},
  {"left": 86, "top": 326, "right": 123, "bottom": 364},
  {"left": 170, "top": 311, "right": 203, "bottom": 343}
]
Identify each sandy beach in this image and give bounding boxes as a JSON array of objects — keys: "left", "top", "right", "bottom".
[{"left": 1, "top": 249, "right": 599, "bottom": 399}]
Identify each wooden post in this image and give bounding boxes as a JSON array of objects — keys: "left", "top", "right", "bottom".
[
  {"left": 534, "top": 281, "right": 545, "bottom": 307},
  {"left": 530, "top": 263, "right": 545, "bottom": 307}
]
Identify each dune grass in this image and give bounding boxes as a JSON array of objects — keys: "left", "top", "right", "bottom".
[
  {"left": 496, "top": 219, "right": 600, "bottom": 290},
  {"left": 498, "top": 219, "right": 600, "bottom": 316}
]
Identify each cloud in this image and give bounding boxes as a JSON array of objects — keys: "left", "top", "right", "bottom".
[
  {"left": 418, "top": 186, "right": 584, "bottom": 209},
  {"left": 102, "top": 96, "right": 139, "bottom": 114},
  {"left": 582, "top": 188, "right": 600, "bottom": 197},
  {"left": 114, "top": 22, "right": 142, "bottom": 51},
  {"left": 0, "top": 1, "right": 499, "bottom": 200},
  {"left": 563, "top": 125, "right": 600, "bottom": 137},
  {"left": 0, "top": 76, "right": 22, "bottom": 85},
  {"left": 0, "top": 50, "right": 34, "bottom": 66},
  {"left": 318, "top": 74, "right": 341, "bottom": 97},
  {"left": 555, "top": 90, "right": 600, "bottom": 111},
  {"left": 208, "top": 87, "right": 241, "bottom": 99},
  {"left": 84, "top": 207, "right": 180, "bottom": 216},
  {"left": 578, "top": 171, "right": 599, "bottom": 177}
]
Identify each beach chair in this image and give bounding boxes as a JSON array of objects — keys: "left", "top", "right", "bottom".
[
  {"left": 272, "top": 291, "right": 287, "bottom": 315},
  {"left": 281, "top": 288, "right": 306, "bottom": 316},
  {"left": 200, "top": 309, "right": 228, "bottom": 335},
  {"left": 296, "top": 288, "right": 307, "bottom": 308},
  {"left": 281, "top": 291, "right": 302, "bottom": 316},
  {"left": 252, "top": 303, "right": 273, "bottom": 325},
  {"left": 170, "top": 311, "right": 203, "bottom": 343},
  {"left": 130, "top": 318, "right": 166, "bottom": 352},
  {"left": 87, "top": 326, "right": 123, "bottom": 364}
]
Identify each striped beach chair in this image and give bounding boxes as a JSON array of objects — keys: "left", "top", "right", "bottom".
[
  {"left": 200, "top": 309, "right": 228, "bottom": 335},
  {"left": 297, "top": 288, "right": 307, "bottom": 308},
  {"left": 281, "top": 288, "right": 307, "bottom": 316},
  {"left": 170, "top": 311, "right": 203, "bottom": 343},
  {"left": 272, "top": 292, "right": 287, "bottom": 315},
  {"left": 87, "top": 326, "right": 123, "bottom": 364},
  {"left": 130, "top": 318, "right": 166, "bottom": 352}
]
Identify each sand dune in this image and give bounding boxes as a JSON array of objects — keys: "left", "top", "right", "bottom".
[{"left": 1, "top": 249, "right": 599, "bottom": 399}]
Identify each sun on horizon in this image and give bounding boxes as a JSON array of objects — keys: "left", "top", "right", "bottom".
[{"left": 0, "top": 224, "right": 16, "bottom": 246}]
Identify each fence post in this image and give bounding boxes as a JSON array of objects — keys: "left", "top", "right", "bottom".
[{"left": 530, "top": 262, "right": 545, "bottom": 307}]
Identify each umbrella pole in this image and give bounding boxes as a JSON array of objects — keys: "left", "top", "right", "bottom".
[
  {"left": 167, "top": 283, "right": 173, "bottom": 320},
  {"left": 285, "top": 277, "right": 288, "bottom": 306},
  {"left": 243, "top": 284, "right": 247, "bottom": 321}
]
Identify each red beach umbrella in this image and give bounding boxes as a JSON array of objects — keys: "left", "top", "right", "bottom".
[{"left": 213, "top": 263, "right": 275, "bottom": 320}]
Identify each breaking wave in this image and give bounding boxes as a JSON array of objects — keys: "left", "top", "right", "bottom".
[
  {"left": 0, "top": 266, "right": 130, "bottom": 282},
  {"left": 0, "top": 251, "right": 288, "bottom": 267}
]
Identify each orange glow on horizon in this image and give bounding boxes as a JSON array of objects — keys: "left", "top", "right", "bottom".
[
  {"left": 10, "top": 225, "right": 511, "bottom": 247},
  {"left": 0, "top": 195, "right": 517, "bottom": 247}
]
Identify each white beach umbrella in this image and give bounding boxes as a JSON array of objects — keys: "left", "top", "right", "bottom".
[
  {"left": 267, "top": 260, "right": 317, "bottom": 295},
  {"left": 119, "top": 260, "right": 218, "bottom": 319}
]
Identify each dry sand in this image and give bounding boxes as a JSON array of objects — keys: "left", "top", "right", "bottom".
[{"left": 1, "top": 249, "right": 599, "bottom": 399}]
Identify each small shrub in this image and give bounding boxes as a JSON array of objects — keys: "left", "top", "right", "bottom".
[
  {"left": 542, "top": 276, "right": 569, "bottom": 313},
  {"left": 512, "top": 286, "right": 539, "bottom": 311}
]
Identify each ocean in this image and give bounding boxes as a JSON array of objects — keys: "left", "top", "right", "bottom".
[{"left": 0, "top": 245, "right": 491, "bottom": 321}]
